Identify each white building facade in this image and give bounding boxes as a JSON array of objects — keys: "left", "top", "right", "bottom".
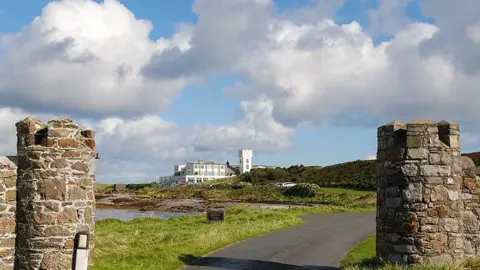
[
  {"left": 158, "top": 149, "right": 255, "bottom": 186},
  {"left": 159, "top": 160, "right": 236, "bottom": 185}
]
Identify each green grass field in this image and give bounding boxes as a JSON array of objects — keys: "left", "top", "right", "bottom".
[
  {"left": 340, "top": 235, "right": 480, "bottom": 270},
  {"left": 92, "top": 206, "right": 374, "bottom": 270},
  {"left": 93, "top": 184, "right": 376, "bottom": 269}
]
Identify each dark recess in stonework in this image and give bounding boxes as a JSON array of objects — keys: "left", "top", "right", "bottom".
[
  {"left": 393, "top": 129, "right": 407, "bottom": 148},
  {"left": 34, "top": 128, "right": 48, "bottom": 145},
  {"left": 438, "top": 125, "right": 451, "bottom": 146}
]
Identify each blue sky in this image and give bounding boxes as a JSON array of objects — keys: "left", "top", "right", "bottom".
[{"left": 0, "top": 0, "right": 479, "bottom": 183}]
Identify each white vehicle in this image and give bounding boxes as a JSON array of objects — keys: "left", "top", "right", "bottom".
[{"left": 280, "top": 182, "right": 297, "bottom": 187}]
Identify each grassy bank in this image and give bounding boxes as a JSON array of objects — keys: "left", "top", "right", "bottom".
[
  {"left": 93, "top": 206, "right": 373, "bottom": 270},
  {"left": 340, "top": 235, "right": 376, "bottom": 269},
  {"left": 340, "top": 235, "right": 480, "bottom": 270}
]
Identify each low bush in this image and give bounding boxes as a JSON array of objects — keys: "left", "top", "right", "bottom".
[
  {"left": 126, "top": 182, "right": 157, "bottom": 190},
  {"left": 212, "top": 182, "right": 233, "bottom": 189},
  {"left": 283, "top": 183, "right": 321, "bottom": 198},
  {"left": 232, "top": 181, "right": 253, "bottom": 189}
]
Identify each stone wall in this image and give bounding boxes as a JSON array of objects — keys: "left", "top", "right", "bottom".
[
  {"left": 14, "top": 117, "right": 96, "bottom": 269},
  {"left": 0, "top": 157, "right": 17, "bottom": 269},
  {"left": 460, "top": 156, "right": 480, "bottom": 257},
  {"left": 113, "top": 184, "right": 126, "bottom": 192},
  {"left": 376, "top": 119, "right": 480, "bottom": 265}
]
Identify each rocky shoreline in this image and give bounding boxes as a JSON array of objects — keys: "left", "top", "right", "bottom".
[{"left": 95, "top": 193, "right": 314, "bottom": 212}]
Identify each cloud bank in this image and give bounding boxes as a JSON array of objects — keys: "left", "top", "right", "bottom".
[{"left": 0, "top": 0, "right": 479, "bottom": 182}]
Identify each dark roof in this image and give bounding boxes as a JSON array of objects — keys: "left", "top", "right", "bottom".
[{"left": 226, "top": 164, "right": 240, "bottom": 175}]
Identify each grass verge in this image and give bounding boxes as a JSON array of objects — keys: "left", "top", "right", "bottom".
[
  {"left": 92, "top": 205, "right": 373, "bottom": 270},
  {"left": 340, "top": 235, "right": 376, "bottom": 268},
  {"left": 340, "top": 235, "right": 480, "bottom": 270}
]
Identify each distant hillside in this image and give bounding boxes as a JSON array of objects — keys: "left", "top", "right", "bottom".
[
  {"left": 237, "top": 151, "right": 480, "bottom": 191},
  {"left": 237, "top": 160, "right": 376, "bottom": 190},
  {"left": 116, "top": 152, "right": 479, "bottom": 190}
]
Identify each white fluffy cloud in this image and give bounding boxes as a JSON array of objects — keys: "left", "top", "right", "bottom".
[
  {"left": 238, "top": 3, "right": 480, "bottom": 130},
  {"left": 96, "top": 96, "right": 292, "bottom": 162},
  {"left": 1, "top": 0, "right": 480, "bottom": 183},
  {"left": 142, "top": 0, "right": 275, "bottom": 79},
  {"left": 141, "top": 0, "right": 480, "bottom": 130},
  {"left": 0, "top": 0, "right": 192, "bottom": 117},
  {"left": 93, "top": 96, "right": 292, "bottom": 182},
  {"left": 239, "top": 18, "right": 480, "bottom": 127},
  {"left": 0, "top": 0, "right": 294, "bottom": 183}
]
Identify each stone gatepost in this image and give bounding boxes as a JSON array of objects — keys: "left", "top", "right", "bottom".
[
  {"left": 14, "top": 117, "right": 96, "bottom": 269},
  {"left": 460, "top": 156, "right": 480, "bottom": 257},
  {"left": 0, "top": 157, "right": 17, "bottom": 269},
  {"left": 376, "top": 119, "right": 465, "bottom": 265},
  {"left": 376, "top": 120, "right": 408, "bottom": 263}
]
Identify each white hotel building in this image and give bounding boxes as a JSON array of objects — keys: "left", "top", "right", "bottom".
[{"left": 158, "top": 149, "right": 255, "bottom": 185}]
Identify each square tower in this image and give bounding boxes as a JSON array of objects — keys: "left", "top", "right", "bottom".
[{"left": 238, "top": 149, "right": 253, "bottom": 174}]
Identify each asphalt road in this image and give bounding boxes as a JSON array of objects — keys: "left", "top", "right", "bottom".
[{"left": 182, "top": 212, "right": 376, "bottom": 270}]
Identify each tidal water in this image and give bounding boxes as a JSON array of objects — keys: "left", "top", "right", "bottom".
[{"left": 95, "top": 208, "right": 200, "bottom": 221}]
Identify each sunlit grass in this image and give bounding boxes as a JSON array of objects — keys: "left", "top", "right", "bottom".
[
  {"left": 92, "top": 206, "right": 373, "bottom": 270},
  {"left": 340, "top": 235, "right": 480, "bottom": 270}
]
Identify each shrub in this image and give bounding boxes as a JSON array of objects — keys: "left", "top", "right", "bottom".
[
  {"left": 283, "top": 183, "right": 321, "bottom": 198},
  {"left": 212, "top": 182, "right": 232, "bottom": 189},
  {"left": 126, "top": 182, "right": 157, "bottom": 190},
  {"left": 232, "top": 181, "right": 253, "bottom": 189}
]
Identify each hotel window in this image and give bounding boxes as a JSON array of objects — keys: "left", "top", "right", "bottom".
[
  {"left": 246, "top": 159, "right": 249, "bottom": 163},
  {"left": 201, "top": 165, "right": 204, "bottom": 169},
  {"left": 246, "top": 165, "right": 249, "bottom": 170},
  {"left": 194, "top": 164, "right": 198, "bottom": 168}
]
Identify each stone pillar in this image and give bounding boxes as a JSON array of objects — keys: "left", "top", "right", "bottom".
[
  {"left": 376, "top": 120, "right": 408, "bottom": 263},
  {"left": 460, "top": 156, "right": 480, "bottom": 257},
  {"left": 0, "top": 157, "right": 17, "bottom": 269},
  {"left": 417, "top": 120, "right": 464, "bottom": 265},
  {"left": 376, "top": 119, "right": 465, "bottom": 265},
  {"left": 14, "top": 117, "right": 96, "bottom": 269}
]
